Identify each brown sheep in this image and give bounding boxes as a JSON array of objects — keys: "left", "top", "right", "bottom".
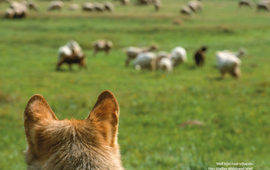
[
  {"left": 194, "top": 46, "right": 207, "bottom": 66},
  {"left": 93, "top": 40, "right": 113, "bottom": 56},
  {"left": 56, "top": 53, "right": 87, "bottom": 70}
]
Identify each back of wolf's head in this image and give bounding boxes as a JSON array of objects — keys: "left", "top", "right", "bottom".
[{"left": 24, "top": 90, "right": 125, "bottom": 170}]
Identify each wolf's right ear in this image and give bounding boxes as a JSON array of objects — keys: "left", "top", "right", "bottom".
[
  {"left": 24, "top": 94, "right": 58, "bottom": 138},
  {"left": 87, "top": 90, "right": 120, "bottom": 147}
]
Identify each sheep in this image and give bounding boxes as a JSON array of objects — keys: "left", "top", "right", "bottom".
[
  {"left": 125, "top": 45, "right": 158, "bottom": 66},
  {"left": 82, "top": 3, "right": 95, "bottom": 12},
  {"left": 257, "top": 1, "right": 270, "bottom": 12},
  {"left": 48, "top": 1, "right": 63, "bottom": 11},
  {"left": 57, "top": 54, "right": 87, "bottom": 71},
  {"left": 188, "top": 0, "right": 203, "bottom": 12},
  {"left": 138, "top": 0, "right": 152, "bottom": 5},
  {"left": 133, "top": 52, "right": 157, "bottom": 71},
  {"left": 93, "top": 40, "right": 113, "bottom": 56},
  {"left": 120, "top": 0, "right": 129, "bottom": 5},
  {"left": 180, "top": 6, "right": 193, "bottom": 16},
  {"left": 153, "top": 0, "right": 161, "bottom": 11},
  {"left": 194, "top": 46, "right": 207, "bottom": 66},
  {"left": 28, "top": 1, "right": 39, "bottom": 11},
  {"left": 7, "top": 2, "right": 28, "bottom": 18},
  {"left": 57, "top": 40, "right": 86, "bottom": 70},
  {"left": 216, "top": 48, "right": 246, "bottom": 79},
  {"left": 239, "top": 0, "right": 254, "bottom": 8},
  {"left": 21, "top": 0, "right": 39, "bottom": 11},
  {"left": 170, "top": 47, "right": 187, "bottom": 67},
  {"left": 4, "top": 8, "right": 15, "bottom": 18},
  {"left": 104, "top": 2, "right": 114, "bottom": 12},
  {"left": 69, "top": 4, "right": 80, "bottom": 11},
  {"left": 159, "top": 57, "right": 173, "bottom": 73},
  {"left": 94, "top": 3, "right": 105, "bottom": 12}
]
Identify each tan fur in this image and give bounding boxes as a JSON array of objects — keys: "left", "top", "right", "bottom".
[{"left": 24, "top": 90, "right": 124, "bottom": 170}]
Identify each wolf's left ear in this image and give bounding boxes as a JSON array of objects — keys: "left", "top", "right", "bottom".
[
  {"left": 24, "top": 94, "right": 58, "bottom": 141},
  {"left": 87, "top": 90, "right": 120, "bottom": 147}
]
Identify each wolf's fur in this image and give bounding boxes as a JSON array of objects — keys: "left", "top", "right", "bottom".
[{"left": 24, "top": 90, "right": 124, "bottom": 170}]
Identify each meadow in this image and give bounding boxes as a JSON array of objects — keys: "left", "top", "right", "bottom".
[{"left": 0, "top": 0, "right": 269, "bottom": 169}]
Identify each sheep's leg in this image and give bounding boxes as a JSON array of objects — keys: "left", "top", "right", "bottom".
[
  {"left": 231, "top": 68, "right": 240, "bottom": 79},
  {"left": 106, "top": 49, "right": 110, "bottom": 55},
  {"left": 93, "top": 49, "right": 98, "bottom": 56},
  {"left": 125, "top": 57, "right": 130, "bottom": 67},
  {"left": 68, "top": 64, "right": 72, "bottom": 71},
  {"left": 56, "top": 60, "right": 65, "bottom": 70}
]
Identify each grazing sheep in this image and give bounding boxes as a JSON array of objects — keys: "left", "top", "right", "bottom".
[
  {"left": 57, "top": 54, "right": 87, "bottom": 71},
  {"left": 104, "top": 2, "right": 114, "bottom": 12},
  {"left": 28, "top": 1, "right": 39, "bottom": 11},
  {"left": 216, "top": 48, "right": 246, "bottom": 79},
  {"left": 48, "top": 1, "right": 63, "bottom": 11},
  {"left": 57, "top": 40, "right": 86, "bottom": 70},
  {"left": 153, "top": 0, "right": 161, "bottom": 11},
  {"left": 120, "top": 0, "right": 129, "bottom": 5},
  {"left": 180, "top": 6, "right": 193, "bottom": 16},
  {"left": 6, "top": 2, "right": 28, "bottom": 19},
  {"left": 125, "top": 45, "right": 158, "bottom": 66},
  {"left": 82, "top": 3, "right": 95, "bottom": 12},
  {"left": 239, "top": 0, "right": 254, "bottom": 8},
  {"left": 257, "top": 1, "right": 270, "bottom": 12},
  {"left": 194, "top": 46, "right": 207, "bottom": 66},
  {"left": 188, "top": 1, "right": 203, "bottom": 12},
  {"left": 159, "top": 57, "right": 173, "bottom": 73},
  {"left": 138, "top": 0, "right": 151, "bottom": 5},
  {"left": 188, "top": 0, "right": 203, "bottom": 12},
  {"left": 133, "top": 52, "right": 157, "bottom": 71},
  {"left": 93, "top": 40, "right": 113, "bottom": 56},
  {"left": 69, "top": 4, "right": 80, "bottom": 11},
  {"left": 4, "top": 8, "right": 15, "bottom": 18},
  {"left": 94, "top": 3, "right": 105, "bottom": 12},
  {"left": 170, "top": 47, "right": 187, "bottom": 67}
]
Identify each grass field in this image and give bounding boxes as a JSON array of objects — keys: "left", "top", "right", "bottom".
[{"left": 0, "top": 0, "right": 269, "bottom": 169}]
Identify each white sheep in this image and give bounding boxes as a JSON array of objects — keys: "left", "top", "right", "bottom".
[
  {"left": 48, "top": 1, "right": 63, "bottom": 11},
  {"left": 180, "top": 6, "right": 193, "bottom": 16},
  {"left": 8, "top": 2, "right": 28, "bottom": 18},
  {"left": 239, "top": 0, "right": 254, "bottom": 8},
  {"left": 120, "top": 0, "right": 129, "bottom": 5},
  {"left": 69, "top": 4, "right": 80, "bottom": 11},
  {"left": 93, "top": 40, "right": 113, "bottom": 56},
  {"left": 125, "top": 45, "right": 158, "bottom": 66},
  {"left": 188, "top": 0, "right": 203, "bottom": 12},
  {"left": 82, "top": 3, "right": 95, "bottom": 12},
  {"left": 153, "top": 0, "right": 161, "bottom": 11},
  {"left": 104, "top": 2, "right": 114, "bottom": 12},
  {"left": 170, "top": 47, "right": 187, "bottom": 67},
  {"left": 94, "top": 3, "right": 105, "bottom": 12},
  {"left": 4, "top": 8, "right": 15, "bottom": 18},
  {"left": 133, "top": 52, "right": 157, "bottom": 71},
  {"left": 57, "top": 40, "right": 85, "bottom": 70},
  {"left": 58, "top": 40, "right": 83, "bottom": 61},
  {"left": 257, "top": 1, "right": 270, "bottom": 12},
  {"left": 159, "top": 57, "right": 173, "bottom": 73},
  {"left": 216, "top": 48, "right": 246, "bottom": 79}
]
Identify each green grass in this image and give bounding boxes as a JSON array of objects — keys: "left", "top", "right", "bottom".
[{"left": 0, "top": 0, "right": 269, "bottom": 169}]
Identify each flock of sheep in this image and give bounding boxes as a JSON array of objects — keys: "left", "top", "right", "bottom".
[
  {"left": 57, "top": 40, "right": 246, "bottom": 79},
  {"left": 239, "top": 0, "right": 270, "bottom": 12},
  {"left": 3, "top": 0, "right": 270, "bottom": 19}
]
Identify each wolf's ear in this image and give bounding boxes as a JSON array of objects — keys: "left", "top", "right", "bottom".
[
  {"left": 24, "top": 94, "right": 58, "bottom": 139},
  {"left": 87, "top": 90, "right": 120, "bottom": 147}
]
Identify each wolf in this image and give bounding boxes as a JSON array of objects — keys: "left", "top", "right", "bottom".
[{"left": 24, "top": 90, "right": 125, "bottom": 170}]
